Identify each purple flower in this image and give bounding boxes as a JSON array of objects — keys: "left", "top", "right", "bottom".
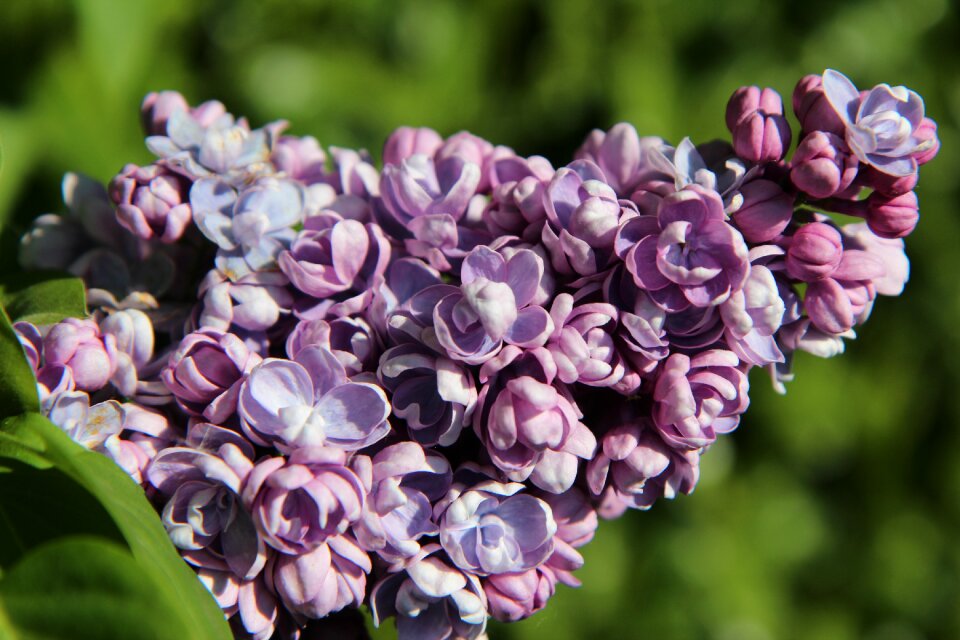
[
  {"left": 616, "top": 185, "right": 750, "bottom": 309},
  {"left": 865, "top": 190, "right": 919, "bottom": 239},
  {"left": 370, "top": 546, "right": 488, "bottom": 640},
  {"left": 381, "top": 152, "right": 480, "bottom": 225},
  {"left": 433, "top": 246, "right": 554, "bottom": 364},
  {"left": 728, "top": 179, "right": 795, "bottom": 244},
  {"left": 841, "top": 222, "right": 909, "bottom": 297},
  {"left": 278, "top": 214, "right": 390, "bottom": 308},
  {"left": 575, "top": 122, "right": 645, "bottom": 197},
  {"left": 271, "top": 135, "right": 328, "bottom": 184},
  {"left": 790, "top": 132, "right": 859, "bottom": 199},
  {"left": 272, "top": 534, "right": 371, "bottom": 619},
  {"left": 383, "top": 126, "right": 444, "bottom": 167},
  {"left": 484, "top": 570, "right": 554, "bottom": 622},
  {"left": 802, "top": 248, "right": 885, "bottom": 335},
  {"left": 238, "top": 345, "right": 389, "bottom": 449},
  {"left": 43, "top": 318, "right": 118, "bottom": 392},
  {"left": 192, "top": 176, "right": 305, "bottom": 278},
  {"left": 436, "top": 466, "right": 556, "bottom": 575},
  {"left": 378, "top": 342, "right": 478, "bottom": 447},
  {"left": 483, "top": 153, "right": 554, "bottom": 241},
  {"left": 586, "top": 421, "right": 699, "bottom": 516},
  {"left": 196, "top": 569, "right": 278, "bottom": 640},
  {"left": 547, "top": 293, "right": 625, "bottom": 387},
  {"left": 726, "top": 86, "right": 792, "bottom": 164},
  {"left": 822, "top": 69, "right": 930, "bottom": 177},
  {"left": 100, "top": 308, "right": 155, "bottom": 397},
  {"left": 720, "top": 260, "right": 786, "bottom": 366},
  {"left": 538, "top": 488, "right": 597, "bottom": 585},
  {"left": 286, "top": 316, "right": 380, "bottom": 376},
  {"left": 140, "top": 91, "right": 192, "bottom": 136},
  {"left": 241, "top": 446, "right": 367, "bottom": 555},
  {"left": 109, "top": 163, "right": 193, "bottom": 243},
  {"left": 786, "top": 222, "right": 844, "bottom": 282},
  {"left": 352, "top": 442, "right": 452, "bottom": 561},
  {"left": 792, "top": 74, "right": 845, "bottom": 135},
  {"left": 198, "top": 270, "right": 293, "bottom": 332},
  {"left": 541, "top": 161, "right": 626, "bottom": 277},
  {"left": 652, "top": 350, "right": 749, "bottom": 449},
  {"left": 162, "top": 328, "right": 261, "bottom": 423}
]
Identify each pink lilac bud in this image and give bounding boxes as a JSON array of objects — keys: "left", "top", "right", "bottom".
[
  {"left": 912, "top": 117, "right": 940, "bottom": 165},
  {"left": 140, "top": 90, "right": 190, "bottom": 136},
  {"left": 109, "top": 163, "right": 192, "bottom": 242},
  {"left": 857, "top": 165, "right": 917, "bottom": 198},
  {"left": 242, "top": 447, "right": 367, "bottom": 555},
  {"left": 866, "top": 191, "right": 919, "bottom": 239},
  {"left": 786, "top": 222, "right": 844, "bottom": 281},
  {"left": 725, "top": 86, "right": 792, "bottom": 163},
  {"left": 43, "top": 318, "right": 118, "bottom": 392},
  {"left": 729, "top": 179, "right": 795, "bottom": 243},
  {"left": 574, "top": 122, "right": 644, "bottom": 197},
  {"left": 383, "top": 127, "right": 444, "bottom": 167},
  {"left": 790, "top": 132, "right": 859, "bottom": 199},
  {"left": 792, "top": 74, "right": 845, "bottom": 135},
  {"left": 272, "top": 534, "right": 371, "bottom": 619},
  {"left": 271, "top": 135, "right": 328, "bottom": 184},
  {"left": 484, "top": 570, "right": 554, "bottom": 622},
  {"left": 162, "top": 328, "right": 261, "bottom": 424}
]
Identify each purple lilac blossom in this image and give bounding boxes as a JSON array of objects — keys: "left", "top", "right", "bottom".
[
  {"left": 547, "top": 293, "right": 625, "bottom": 387},
  {"left": 109, "top": 163, "right": 193, "bottom": 243},
  {"left": 272, "top": 534, "right": 371, "bottom": 619}
]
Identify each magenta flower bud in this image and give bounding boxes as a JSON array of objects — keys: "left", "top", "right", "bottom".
[
  {"left": 725, "top": 86, "right": 792, "bottom": 163},
  {"left": 109, "top": 163, "right": 192, "bottom": 242},
  {"left": 43, "top": 318, "right": 118, "bottom": 392},
  {"left": 786, "top": 222, "right": 844, "bottom": 281},
  {"left": 790, "top": 132, "right": 859, "bottom": 199},
  {"left": 652, "top": 350, "right": 748, "bottom": 449},
  {"left": 383, "top": 126, "right": 444, "bottom": 167},
  {"left": 273, "top": 534, "right": 371, "bottom": 619},
  {"left": 866, "top": 191, "right": 919, "bottom": 239},
  {"left": 730, "top": 179, "right": 795, "bottom": 243},
  {"left": 792, "top": 74, "right": 845, "bottom": 135},
  {"left": 912, "top": 117, "right": 940, "bottom": 165},
  {"left": 484, "top": 570, "right": 554, "bottom": 622},
  {"left": 271, "top": 135, "right": 328, "bottom": 183},
  {"left": 242, "top": 447, "right": 367, "bottom": 555},
  {"left": 162, "top": 328, "right": 261, "bottom": 424},
  {"left": 857, "top": 165, "right": 918, "bottom": 198},
  {"left": 140, "top": 90, "right": 190, "bottom": 136}
]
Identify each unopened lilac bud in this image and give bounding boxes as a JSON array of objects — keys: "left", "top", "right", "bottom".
[
  {"left": 140, "top": 91, "right": 189, "bottom": 136},
  {"left": 912, "top": 117, "right": 940, "bottom": 166},
  {"left": 858, "top": 165, "right": 917, "bottom": 198},
  {"left": 792, "top": 74, "right": 845, "bottom": 135},
  {"left": 726, "top": 86, "right": 791, "bottom": 163},
  {"left": 866, "top": 191, "right": 919, "bottom": 239},
  {"left": 110, "top": 163, "right": 192, "bottom": 243},
  {"left": 790, "top": 132, "right": 858, "bottom": 199},
  {"left": 729, "top": 179, "right": 794, "bottom": 243},
  {"left": 383, "top": 126, "right": 443, "bottom": 167},
  {"left": 484, "top": 570, "right": 554, "bottom": 622},
  {"left": 786, "top": 223, "right": 844, "bottom": 281},
  {"left": 43, "top": 318, "right": 118, "bottom": 392},
  {"left": 271, "top": 135, "right": 327, "bottom": 183}
]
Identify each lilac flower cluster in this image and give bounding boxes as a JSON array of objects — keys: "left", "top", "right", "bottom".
[{"left": 17, "top": 70, "right": 937, "bottom": 638}]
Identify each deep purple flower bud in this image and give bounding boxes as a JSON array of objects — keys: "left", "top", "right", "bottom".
[
  {"left": 587, "top": 421, "right": 699, "bottom": 515},
  {"left": 273, "top": 534, "right": 371, "bottom": 619},
  {"left": 238, "top": 345, "right": 390, "bottom": 450},
  {"left": 484, "top": 570, "right": 554, "bottom": 622},
  {"left": 370, "top": 547, "right": 488, "bottom": 640},
  {"left": 43, "top": 318, "right": 118, "bottom": 392},
  {"left": 726, "top": 86, "right": 791, "bottom": 163},
  {"left": 141, "top": 91, "right": 191, "bottom": 136},
  {"left": 574, "top": 122, "right": 644, "bottom": 196},
  {"left": 616, "top": 185, "right": 750, "bottom": 308},
  {"left": 278, "top": 214, "right": 391, "bottom": 302},
  {"left": 383, "top": 127, "right": 444, "bottom": 167},
  {"left": 822, "top": 69, "right": 930, "bottom": 177},
  {"left": 271, "top": 135, "right": 328, "bottom": 184},
  {"left": 547, "top": 293, "right": 625, "bottom": 387},
  {"left": 286, "top": 316, "right": 379, "bottom": 376},
  {"left": 437, "top": 472, "right": 556, "bottom": 575},
  {"left": 109, "top": 163, "right": 192, "bottom": 243},
  {"left": 786, "top": 222, "right": 844, "bottom": 281},
  {"left": 163, "top": 328, "right": 261, "bottom": 424},
  {"left": 353, "top": 442, "right": 452, "bottom": 561},
  {"left": 790, "top": 132, "right": 859, "bottom": 199},
  {"left": 729, "top": 179, "right": 795, "bottom": 244},
  {"left": 652, "top": 350, "right": 749, "bottom": 449},
  {"left": 242, "top": 447, "right": 367, "bottom": 555},
  {"left": 433, "top": 247, "right": 554, "bottom": 364},
  {"left": 792, "top": 74, "right": 845, "bottom": 135},
  {"left": 866, "top": 191, "right": 919, "bottom": 239},
  {"left": 378, "top": 342, "right": 478, "bottom": 447}
]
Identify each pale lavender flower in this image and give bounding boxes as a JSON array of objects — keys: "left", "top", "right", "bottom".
[
  {"left": 433, "top": 246, "right": 554, "bottom": 364},
  {"left": 381, "top": 152, "right": 480, "bottom": 225},
  {"left": 822, "top": 69, "right": 930, "bottom": 177},
  {"left": 383, "top": 127, "right": 444, "bottom": 167},
  {"left": 272, "top": 534, "right": 371, "bottom": 619},
  {"left": 652, "top": 350, "right": 749, "bottom": 449},
  {"left": 198, "top": 270, "right": 293, "bottom": 333},
  {"left": 720, "top": 258, "right": 786, "bottom": 366},
  {"left": 194, "top": 564, "right": 278, "bottom": 640},
  {"left": 840, "top": 222, "right": 909, "bottom": 297},
  {"left": 370, "top": 545, "right": 488, "bottom": 640},
  {"left": 237, "top": 345, "right": 390, "bottom": 449},
  {"left": 483, "top": 153, "right": 554, "bottom": 241},
  {"left": 484, "top": 570, "right": 554, "bottom": 622},
  {"left": 271, "top": 135, "right": 328, "bottom": 184},
  {"left": 241, "top": 446, "right": 367, "bottom": 555},
  {"left": 352, "top": 442, "right": 452, "bottom": 561},
  {"left": 109, "top": 163, "right": 193, "bottom": 243},
  {"left": 286, "top": 316, "right": 380, "bottom": 376},
  {"left": 140, "top": 91, "right": 192, "bottom": 136},
  {"left": 100, "top": 308, "right": 155, "bottom": 397},
  {"left": 547, "top": 293, "right": 625, "bottom": 387}
]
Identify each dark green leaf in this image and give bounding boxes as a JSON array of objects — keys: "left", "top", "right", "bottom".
[
  {"left": 0, "top": 310, "right": 39, "bottom": 419},
  {"left": 0, "top": 271, "right": 87, "bottom": 325},
  {"left": 0, "top": 537, "right": 194, "bottom": 639},
  {"left": 0, "top": 414, "right": 232, "bottom": 639}
]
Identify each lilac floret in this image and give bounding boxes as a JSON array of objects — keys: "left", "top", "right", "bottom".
[
  {"left": 547, "top": 293, "right": 625, "bottom": 387},
  {"left": 238, "top": 345, "right": 390, "bottom": 450}
]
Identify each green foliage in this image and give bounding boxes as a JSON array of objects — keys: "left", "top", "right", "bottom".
[
  {"left": 0, "top": 273, "right": 87, "bottom": 326},
  {"left": 0, "top": 310, "right": 39, "bottom": 420}
]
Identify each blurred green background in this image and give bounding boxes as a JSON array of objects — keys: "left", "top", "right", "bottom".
[{"left": 1, "top": 1, "right": 959, "bottom": 638}]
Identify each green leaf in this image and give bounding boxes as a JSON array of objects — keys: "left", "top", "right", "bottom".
[
  {"left": 0, "top": 414, "right": 232, "bottom": 639},
  {"left": 0, "top": 271, "right": 87, "bottom": 325},
  {"left": 0, "top": 537, "right": 196, "bottom": 639},
  {"left": 0, "top": 310, "right": 39, "bottom": 420}
]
